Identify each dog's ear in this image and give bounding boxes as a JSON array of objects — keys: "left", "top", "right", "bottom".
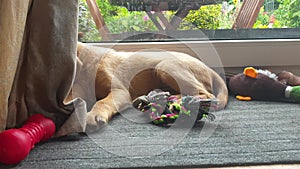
[
  {"left": 77, "top": 42, "right": 84, "bottom": 57},
  {"left": 76, "top": 57, "right": 83, "bottom": 75}
]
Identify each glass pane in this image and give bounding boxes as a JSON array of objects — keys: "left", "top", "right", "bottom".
[{"left": 78, "top": 0, "right": 300, "bottom": 42}]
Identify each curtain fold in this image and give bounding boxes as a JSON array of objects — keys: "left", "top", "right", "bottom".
[
  {"left": 0, "top": 0, "right": 31, "bottom": 132},
  {"left": 0, "top": 0, "right": 86, "bottom": 136}
]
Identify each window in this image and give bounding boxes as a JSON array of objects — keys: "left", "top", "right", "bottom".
[
  {"left": 78, "top": 0, "right": 300, "bottom": 73},
  {"left": 78, "top": 0, "right": 300, "bottom": 42}
]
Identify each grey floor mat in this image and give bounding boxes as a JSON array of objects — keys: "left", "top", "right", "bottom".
[{"left": 2, "top": 97, "right": 300, "bottom": 169}]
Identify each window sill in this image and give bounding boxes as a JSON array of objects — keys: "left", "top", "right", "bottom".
[{"left": 89, "top": 39, "right": 300, "bottom": 74}]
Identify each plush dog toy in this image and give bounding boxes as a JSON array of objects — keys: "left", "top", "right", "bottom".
[{"left": 228, "top": 67, "right": 300, "bottom": 102}]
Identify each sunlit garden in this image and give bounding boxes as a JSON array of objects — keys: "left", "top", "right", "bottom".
[{"left": 78, "top": 0, "right": 300, "bottom": 41}]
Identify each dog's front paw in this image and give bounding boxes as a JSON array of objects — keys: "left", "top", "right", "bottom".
[{"left": 85, "top": 112, "right": 108, "bottom": 133}]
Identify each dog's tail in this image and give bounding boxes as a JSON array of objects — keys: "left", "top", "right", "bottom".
[{"left": 212, "top": 70, "right": 228, "bottom": 110}]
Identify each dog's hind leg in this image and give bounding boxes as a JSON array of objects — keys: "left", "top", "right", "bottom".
[
  {"left": 155, "top": 61, "right": 215, "bottom": 99},
  {"left": 86, "top": 89, "right": 131, "bottom": 132}
]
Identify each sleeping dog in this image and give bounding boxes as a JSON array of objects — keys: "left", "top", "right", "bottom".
[{"left": 72, "top": 43, "right": 228, "bottom": 132}]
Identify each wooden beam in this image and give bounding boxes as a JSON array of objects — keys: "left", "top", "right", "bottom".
[
  {"left": 86, "top": 0, "right": 111, "bottom": 40},
  {"left": 146, "top": 12, "right": 164, "bottom": 31},
  {"left": 167, "top": 7, "right": 191, "bottom": 30},
  {"left": 233, "top": 0, "right": 265, "bottom": 29},
  {"left": 156, "top": 12, "right": 174, "bottom": 30}
]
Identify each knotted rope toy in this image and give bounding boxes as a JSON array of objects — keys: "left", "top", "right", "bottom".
[
  {"left": 0, "top": 114, "right": 56, "bottom": 164},
  {"left": 133, "top": 90, "right": 219, "bottom": 126}
]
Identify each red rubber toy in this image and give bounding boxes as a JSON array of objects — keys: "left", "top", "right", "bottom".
[{"left": 0, "top": 114, "right": 56, "bottom": 164}]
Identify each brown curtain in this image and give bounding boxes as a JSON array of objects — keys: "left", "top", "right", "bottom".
[{"left": 0, "top": 0, "right": 86, "bottom": 136}]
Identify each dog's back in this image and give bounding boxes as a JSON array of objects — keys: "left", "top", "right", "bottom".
[{"left": 91, "top": 47, "right": 228, "bottom": 109}]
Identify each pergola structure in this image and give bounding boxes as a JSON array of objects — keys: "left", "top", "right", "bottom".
[{"left": 85, "top": 0, "right": 264, "bottom": 40}]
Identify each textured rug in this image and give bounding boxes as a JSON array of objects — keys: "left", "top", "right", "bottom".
[{"left": 2, "top": 97, "right": 300, "bottom": 169}]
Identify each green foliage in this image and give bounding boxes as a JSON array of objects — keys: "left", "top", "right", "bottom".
[
  {"left": 181, "top": 5, "right": 222, "bottom": 30},
  {"left": 253, "top": 8, "right": 271, "bottom": 29},
  {"left": 273, "top": 0, "right": 300, "bottom": 28},
  {"left": 218, "top": 1, "right": 241, "bottom": 29},
  {"left": 105, "top": 10, "right": 158, "bottom": 33},
  {"left": 79, "top": 0, "right": 157, "bottom": 37},
  {"left": 254, "top": 0, "right": 300, "bottom": 28},
  {"left": 78, "top": 0, "right": 300, "bottom": 41},
  {"left": 95, "top": 0, "right": 123, "bottom": 23},
  {"left": 78, "top": 0, "right": 102, "bottom": 41},
  {"left": 95, "top": 0, "right": 158, "bottom": 33}
]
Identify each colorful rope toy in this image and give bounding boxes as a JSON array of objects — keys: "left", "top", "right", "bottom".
[{"left": 133, "top": 90, "right": 219, "bottom": 126}]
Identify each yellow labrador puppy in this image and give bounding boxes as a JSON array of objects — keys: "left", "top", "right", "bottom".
[{"left": 73, "top": 43, "right": 228, "bottom": 131}]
